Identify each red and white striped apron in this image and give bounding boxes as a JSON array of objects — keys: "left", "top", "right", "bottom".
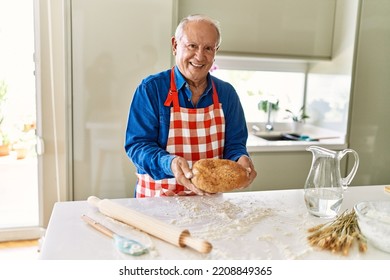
[{"left": 135, "top": 68, "right": 225, "bottom": 197}]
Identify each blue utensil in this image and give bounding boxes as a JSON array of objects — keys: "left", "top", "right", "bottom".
[
  {"left": 81, "top": 214, "right": 148, "bottom": 256},
  {"left": 282, "top": 133, "right": 339, "bottom": 141}
]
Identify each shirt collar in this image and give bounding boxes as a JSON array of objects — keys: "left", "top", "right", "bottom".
[{"left": 174, "top": 66, "right": 213, "bottom": 98}]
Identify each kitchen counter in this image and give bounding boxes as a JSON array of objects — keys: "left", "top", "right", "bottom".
[
  {"left": 39, "top": 185, "right": 390, "bottom": 260},
  {"left": 246, "top": 122, "right": 347, "bottom": 152}
]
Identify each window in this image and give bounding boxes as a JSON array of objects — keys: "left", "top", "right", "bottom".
[
  {"left": 212, "top": 56, "right": 307, "bottom": 123},
  {"left": 0, "top": 0, "right": 40, "bottom": 240}
]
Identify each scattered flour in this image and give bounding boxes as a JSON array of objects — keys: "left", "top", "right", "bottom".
[{"left": 168, "top": 196, "right": 274, "bottom": 241}]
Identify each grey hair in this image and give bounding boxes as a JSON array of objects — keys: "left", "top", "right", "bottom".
[{"left": 175, "top": 14, "right": 222, "bottom": 48}]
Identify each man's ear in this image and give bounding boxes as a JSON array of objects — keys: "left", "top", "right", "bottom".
[{"left": 171, "top": 36, "right": 177, "bottom": 55}]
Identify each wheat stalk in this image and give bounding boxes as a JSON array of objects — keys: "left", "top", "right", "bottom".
[{"left": 307, "top": 209, "right": 367, "bottom": 256}]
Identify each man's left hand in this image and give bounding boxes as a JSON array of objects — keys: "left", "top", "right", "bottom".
[{"left": 237, "top": 155, "right": 257, "bottom": 189}]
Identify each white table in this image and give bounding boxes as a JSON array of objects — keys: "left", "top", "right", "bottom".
[{"left": 40, "top": 185, "right": 390, "bottom": 260}]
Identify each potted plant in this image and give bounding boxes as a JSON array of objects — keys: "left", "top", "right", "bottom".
[
  {"left": 258, "top": 99, "right": 280, "bottom": 113},
  {"left": 285, "top": 106, "right": 309, "bottom": 122},
  {"left": 285, "top": 106, "right": 309, "bottom": 132}
]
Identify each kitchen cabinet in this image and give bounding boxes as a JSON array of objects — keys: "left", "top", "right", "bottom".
[
  {"left": 247, "top": 150, "right": 350, "bottom": 192},
  {"left": 178, "top": 0, "right": 336, "bottom": 59},
  {"left": 248, "top": 151, "right": 312, "bottom": 191},
  {"left": 248, "top": 147, "right": 355, "bottom": 193}
]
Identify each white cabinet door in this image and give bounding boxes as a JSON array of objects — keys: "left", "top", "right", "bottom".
[
  {"left": 71, "top": 0, "right": 174, "bottom": 200},
  {"left": 178, "top": 0, "right": 336, "bottom": 59}
]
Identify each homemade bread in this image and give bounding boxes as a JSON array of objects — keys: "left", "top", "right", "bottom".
[{"left": 191, "top": 158, "right": 249, "bottom": 193}]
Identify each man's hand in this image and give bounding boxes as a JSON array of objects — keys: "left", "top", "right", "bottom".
[
  {"left": 171, "top": 156, "right": 205, "bottom": 195},
  {"left": 237, "top": 155, "right": 257, "bottom": 189}
]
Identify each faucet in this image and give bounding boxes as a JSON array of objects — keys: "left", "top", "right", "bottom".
[{"left": 265, "top": 101, "right": 274, "bottom": 131}]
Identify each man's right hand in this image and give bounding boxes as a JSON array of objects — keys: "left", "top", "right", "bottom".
[{"left": 171, "top": 156, "right": 205, "bottom": 195}]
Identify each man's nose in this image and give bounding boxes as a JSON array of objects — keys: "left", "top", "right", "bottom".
[{"left": 195, "top": 47, "right": 206, "bottom": 58}]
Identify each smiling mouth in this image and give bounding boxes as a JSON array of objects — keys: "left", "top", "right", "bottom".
[{"left": 190, "top": 62, "right": 204, "bottom": 68}]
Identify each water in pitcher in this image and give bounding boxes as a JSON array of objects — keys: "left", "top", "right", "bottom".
[{"left": 304, "top": 188, "right": 343, "bottom": 218}]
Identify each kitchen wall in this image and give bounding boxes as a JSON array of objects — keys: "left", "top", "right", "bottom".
[
  {"left": 347, "top": 0, "right": 390, "bottom": 185},
  {"left": 70, "top": 0, "right": 175, "bottom": 200}
]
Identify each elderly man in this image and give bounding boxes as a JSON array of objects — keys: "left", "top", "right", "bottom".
[{"left": 125, "top": 14, "right": 257, "bottom": 197}]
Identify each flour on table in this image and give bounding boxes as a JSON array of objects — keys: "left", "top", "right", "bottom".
[{"left": 168, "top": 195, "right": 274, "bottom": 241}]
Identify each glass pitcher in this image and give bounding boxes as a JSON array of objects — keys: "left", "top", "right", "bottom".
[{"left": 304, "top": 146, "right": 359, "bottom": 218}]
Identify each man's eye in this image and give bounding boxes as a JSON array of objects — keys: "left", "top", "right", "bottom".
[{"left": 188, "top": 44, "right": 197, "bottom": 49}]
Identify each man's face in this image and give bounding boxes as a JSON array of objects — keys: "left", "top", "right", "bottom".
[{"left": 172, "top": 20, "right": 219, "bottom": 84}]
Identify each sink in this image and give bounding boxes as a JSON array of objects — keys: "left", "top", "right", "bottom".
[
  {"left": 250, "top": 122, "right": 297, "bottom": 141},
  {"left": 257, "top": 134, "right": 289, "bottom": 141},
  {"left": 249, "top": 122, "right": 325, "bottom": 141},
  {"left": 253, "top": 131, "right": 341, "bottom": 142},
  {"left": 253, "top": 132, "right": 301, "bottom": 141},
  {"left": 247, "top": 122, "right": 345, "bottom": 146}
]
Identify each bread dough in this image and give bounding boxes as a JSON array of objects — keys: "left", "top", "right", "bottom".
[{"left": 191, "top": 158, "right": 249, "bottom": 193}]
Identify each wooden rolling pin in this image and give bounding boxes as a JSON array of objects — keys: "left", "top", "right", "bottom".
[{"left": 87, "top": 196, "right": 212, "bottom": 254}]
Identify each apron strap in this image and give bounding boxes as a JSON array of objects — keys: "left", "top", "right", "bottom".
[
  {"left": 164, "top": 67, "right": 220, "bottom": 109},
  {"left": 164, "top": 67, "right": 179, "bottom": 109},
  {"left": 211, "top": 80, "right": 220, "bottom": 109}
]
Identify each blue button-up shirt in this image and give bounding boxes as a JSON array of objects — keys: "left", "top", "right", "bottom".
[{"left": 124, "top": 66, "right": 249, "bottom": 180}]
